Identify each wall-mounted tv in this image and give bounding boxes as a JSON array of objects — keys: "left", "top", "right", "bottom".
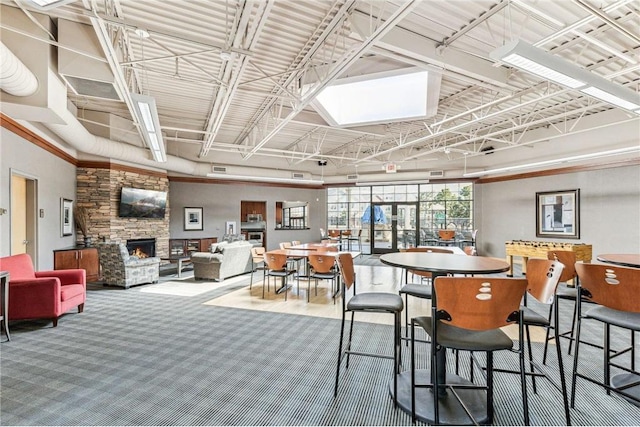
[{"left": 119, "top": 187, "right": 167, "bottom": 219}]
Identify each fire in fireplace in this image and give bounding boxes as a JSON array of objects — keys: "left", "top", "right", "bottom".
[{"left": 126, "top": 238, "right": 156, "bottom": 258}]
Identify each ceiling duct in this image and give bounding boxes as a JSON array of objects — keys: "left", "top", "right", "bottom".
[
  {"left": 347, "top": 174, "right": 359, "bottom": 181},
  {"left": 212, "top": 166, "right": 227, "bottom": 173},
  {"left": 57, "top": 19, "right": 121, "bottom": 101},
  {"left": 429, "top": 170, "right": 444, "bottom": 178}
]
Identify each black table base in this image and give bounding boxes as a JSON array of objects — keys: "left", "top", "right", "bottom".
[{"left": 390, "top": 370, "right": 489, "bottom": 425}]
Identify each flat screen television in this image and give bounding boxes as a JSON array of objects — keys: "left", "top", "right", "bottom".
[{"left": 119, "top": 187, "right": 167, "bottom": 219}]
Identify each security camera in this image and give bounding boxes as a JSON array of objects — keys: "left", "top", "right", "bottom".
[{"left": 318, "top": 160, "right": 327, "bottom": 166}]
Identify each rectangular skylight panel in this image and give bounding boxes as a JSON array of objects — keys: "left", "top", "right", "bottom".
[
  {"left": 315, "top": 71, "right": 429, "bottom": 126},
  {"left": 503, "top": 53, "right": 585, "bottom": 89}
]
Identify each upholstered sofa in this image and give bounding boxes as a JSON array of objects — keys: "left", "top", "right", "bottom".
[
  {"left": 97, "top": 242, "right": 161, "bottom": 288},
  {"left": 0, "top": 253, "right": 86, "bottom": 327},
  {"left": 191, "top": 240, "right": 253, "bottom": 281}
]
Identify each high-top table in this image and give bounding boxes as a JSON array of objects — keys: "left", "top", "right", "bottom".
[
  {"left": 380, "top": 252, "right": 510, "bottom": 425},
  {"left": 596, "top": 253, "right": 640, "bottom": 268}
]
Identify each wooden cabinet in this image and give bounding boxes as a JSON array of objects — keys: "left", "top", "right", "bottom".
[
  {"left": 54, "top": 247, "right": 100, "bottom": 282},
  {"left": 169, "top": 237, "right": 218, "bottom": 256}
]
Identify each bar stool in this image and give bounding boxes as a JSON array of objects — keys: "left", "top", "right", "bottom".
[
  {"left": 571, "top": 263, "right": 640, "bottom": 408},
  {"left": 334, "top": 253, "right": 403, "bottom": 405}
]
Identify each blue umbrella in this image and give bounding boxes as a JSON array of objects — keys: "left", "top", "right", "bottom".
[{"left": 361, "top": 205, "right": 387, "bottom": 224}]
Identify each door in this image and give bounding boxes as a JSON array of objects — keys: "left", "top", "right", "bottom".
[
  {"left": 371, "top": 202, "right": 418, "bottom": 254},
  {"left": 10, "top": 172, "right": 37, "bottom": 261}
]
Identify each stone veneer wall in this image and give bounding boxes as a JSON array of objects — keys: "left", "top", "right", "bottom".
[{"left": 76, "top": 164, "right": 169, "bottom": 258}]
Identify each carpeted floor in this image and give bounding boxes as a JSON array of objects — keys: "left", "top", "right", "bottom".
[{"left": 1, "top": 264, "right": 639, "bottom": 426}]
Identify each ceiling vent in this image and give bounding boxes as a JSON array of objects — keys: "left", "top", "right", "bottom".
[
  {"left": 212, "top": 166, "right": 227, "bottom": 173},
  {"left": 57, "top": 19, "right": 121, "bottom": 100},
  {"left": 480, "top": 146, "right": 495, "bottom": 155},
  {"left": 292, "top": 172, "right": 305, "bottom": 180},
  {"left": 347, "top": 174, "right": 359, "bottom": 180},
  {"left": 429, "top": 170, "right": 444, "bottom": 178}
]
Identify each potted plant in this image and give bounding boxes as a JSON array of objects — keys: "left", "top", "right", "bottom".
[{"left": 74, "top": 206, "right": 91, "bottom": 246}]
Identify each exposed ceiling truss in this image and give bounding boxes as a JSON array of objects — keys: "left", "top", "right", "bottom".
[{"left": 1, "top": 0, "right": 638, "bottom": 181}]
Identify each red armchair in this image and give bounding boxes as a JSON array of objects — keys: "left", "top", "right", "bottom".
[{"left": 0, "top": 253, "right": 86, "bottom": 327}]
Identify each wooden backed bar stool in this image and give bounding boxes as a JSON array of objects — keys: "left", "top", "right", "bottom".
[
  {"left": 411, "top": 276, "right": 530, "bottom": 425},
  {"left": 572, "top": 263, "right": 640, "bottom": 408}
]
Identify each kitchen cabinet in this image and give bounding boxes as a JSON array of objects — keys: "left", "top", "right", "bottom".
[{"left": 53, "top": 247, "right": 100, "bottom": 282}]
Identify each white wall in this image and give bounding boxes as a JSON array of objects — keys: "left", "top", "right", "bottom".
[
  {"left": 169, "top": 181, "right": 327, "bottom": 251},
  {"left": 1, "top": 127, "right": 77, "bottom": 269},
  {"left": 476, "top": 164, "right": 640, "bottom": 258}
]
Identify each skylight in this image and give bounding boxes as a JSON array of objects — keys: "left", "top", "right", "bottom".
[{"left": 308, "top": 68, "right": 440, "bottom": 127}]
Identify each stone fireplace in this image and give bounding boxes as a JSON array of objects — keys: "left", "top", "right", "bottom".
[
  {"left": 75, "top": 163, "right": 170, "bottom": 258},
  {"left": 126, "top": 238, "right": 156, "bottom": 258}
]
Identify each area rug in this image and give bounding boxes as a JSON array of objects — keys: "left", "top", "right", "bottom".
[{"left": 137, "top": 274, "right": 248, "bottom": 297}]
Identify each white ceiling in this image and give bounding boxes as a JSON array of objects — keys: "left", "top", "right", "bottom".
[{"left": 2, "top": 0, "right": 639, "bottom": 183}]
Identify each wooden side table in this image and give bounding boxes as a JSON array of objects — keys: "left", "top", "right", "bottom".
[{"left": 0, "top": 271, "right": 9, "bottom": 342}]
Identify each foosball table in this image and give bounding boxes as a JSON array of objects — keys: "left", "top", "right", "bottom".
[{"left": 505, "top": 240, "right": 592, "bottom": 276}]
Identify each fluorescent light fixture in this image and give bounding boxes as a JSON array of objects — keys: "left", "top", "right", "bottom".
[
  {"left": 463, "top": 146, "right": 640, "bottom": 178},
  {"left": 580, "top": 86, "right": 640, "bottom": 111},
  {"left": 24, "top": 0, "right": 75, "bottom": 9},
  {"left": 130, "top": 93, "right": 167, "bottom": 163},
  {"left": 307, "top": 67, "right": 441, "bottom": 127},
  {"left": 206, "top": 173, "right": 324, "bottom": 185},
  {"left": 355, "top": 179, "right": 429, "bottom": 186},
  {"left": 491, "top": 40, "right": 640, "bottom": 114}
]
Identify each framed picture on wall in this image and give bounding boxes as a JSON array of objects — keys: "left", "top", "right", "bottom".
[
  {"left": 225, "top": 221, "right": 237, "bottom": 235},
  {"left": 61, "top": 198, "right": 73, "bottom": 236},
  {"left": 536, "top": 189, "right": 580, "bottom": 239},
  {"left": 184, "top": 207, "right": 204, "bottom": 231}
]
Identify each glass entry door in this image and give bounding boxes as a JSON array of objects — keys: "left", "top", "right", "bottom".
[{"left": 371, "top": 202, "right": 418, "bottom": 254}]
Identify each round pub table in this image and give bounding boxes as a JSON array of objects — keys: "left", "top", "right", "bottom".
[
  {"left": 596, "top": 253, "right": 640, "bottom": 269},
  {"left": 380, "top": 252, "right": 510, "bottom": 425}
]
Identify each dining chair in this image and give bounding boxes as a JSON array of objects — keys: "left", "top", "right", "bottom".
[
  {"left": 279, "top": 241, "right": 304, "bottom": 274},
  {"left": 334, "top": 252, "right": 404, "bottom": 405},
  {"left": 346, "top": 229, "right": 363, "bottom": 252},
  {"left": 571, "top": 262, "right": 640, "bottom": 408},
  {"left": 263, "top": 252, "right": 298, "bottom": 300},
  {"left": 307, "top": 253, "right": 339, "bottom": 303},
  {"left": 399, "top": 247, "right": 454, "bottom": 345},
  {"left": 411, "top": 276, "right": 529, "bottom": 425},
  {"left": 249, "top": 246, "right": 267, "bottom": 290}
]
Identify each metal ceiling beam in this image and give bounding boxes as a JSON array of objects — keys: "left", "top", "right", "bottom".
[
  {"left": 572, "top": 0, "right": 640, "bottom": 45},
  {"left": 199, "top": 0, "right": 274, "bottom": 157},
  {"left": 242, "top": 0, "right": 421, "bottom": 160},
  {"left": 438, "top": 0, "right": 508, "bottom": 48},
  {"left": 230, "top": 0, "right": 359, "bottom": 148},
  {"left": 349, "top": 11, "right": 511, "bottom": 89}
]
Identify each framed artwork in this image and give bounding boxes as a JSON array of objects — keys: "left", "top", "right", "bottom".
[
  {"left": 536, "top": 189, "right": 580, "bottom": 239},
  {"left": 61, "top": 198, "right": 73, "bottom": 236},
  {"left": 225, "top": 221, "right": 237, "bottom": 235},
  {"left": 184, "top": 207, "right": 204, "bottom": 231}
]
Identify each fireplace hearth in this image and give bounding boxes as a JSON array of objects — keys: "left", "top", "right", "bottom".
[{"left": 126, "top": 238, "right": 156, "bottom": 258}]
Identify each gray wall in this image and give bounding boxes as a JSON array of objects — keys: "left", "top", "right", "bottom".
[
  {"left": 1, "top": 127, "right": 77, "bottom": 269},
  {"left": 476, "top": 164, "right": 640, "bottom": 258},
  {"left": 169, "top": 181, "right": 327, "bottom": 251}
]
